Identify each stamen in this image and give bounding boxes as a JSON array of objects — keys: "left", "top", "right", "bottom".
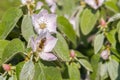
[{"left": 39, "top": 23, "right": 46, "bottom": 29}]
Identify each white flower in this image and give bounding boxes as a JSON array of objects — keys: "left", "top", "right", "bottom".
[
  {"left": 32, "top": 10, "right": 57, "bottom": 34},
  {"left": 36, "top": 1, "right": 43, "bottom": 10},
  {"left": 85, "top": 0, "right": 104, "bottom": 9},
  {"left": 30, "top": 32, "right": 57, "bottom": 61},
  {"left": 45, "top": 0, "right": 57, "bottom": 13},
  {"left": 21, "top": 0, "right": 34, "bottom": 5}
]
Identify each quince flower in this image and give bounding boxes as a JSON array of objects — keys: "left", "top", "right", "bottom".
[
  {"left": 21, "top": 0, "right": 35, "bottom": 5},
  {"left": 30, "top": 32, "right": 57, "bottom": 61},
  {"left": 36, "top": 1, "right": 44, "bottom": 10},
  {"left": 85, "top": 0, "right": 104, "bottom": 9},
  {"left": 45, "top": 0, "right": 57, "bottom": 13},
  {"left": 32, "top": 10, "right": 57, "bottom": 34}
]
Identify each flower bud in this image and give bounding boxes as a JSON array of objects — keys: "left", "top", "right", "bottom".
[
  {"left": 100, "top": 50, "right": 109, "bottom": 60},
  {"left": 100, "top": 18, "right": 106, "bottom": 27},
  {"left": 70, "top": 50, "right": 76, "bottom": 58},
  {"left": 2, "top": 64, "right": 11, "bottom": 71}
]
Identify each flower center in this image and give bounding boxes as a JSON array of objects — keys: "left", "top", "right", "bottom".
[
  {"left": 37, "top": 38, "right": 46, "bottom": 52},
  {"left": 39, "top": 23, "right": 46, "bottom": 29}
]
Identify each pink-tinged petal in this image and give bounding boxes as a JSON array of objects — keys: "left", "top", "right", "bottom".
[
  {"left": 70, "top": 17, "right": 76, "bottom": 30},
  {"left": 85, "top": 0, "right": 98, "bottom": 9},
  {"left": 45, "top": 0, "right": 55, "bottom": 6},
  {"left": 46, "top": 14, "right": 57, "bottom": 33},
  {"left": 37, "top": 9, "right": 48, "bottom": 18},
  {"left": 85, "top": 0, "right": 104, "bottom": 9},
  {"left": 21, "top": 0, "right": 34, "bottom": 5},
  {"left": 98, "top": 0, "right": 104, "bottom": 7},
  {"left": 32, "top": 14, "right": 39, "bottom": 28},
  {"left": 30, "top": 37, "right": 37, "bottom": 52},
  {"left": 44, "top": 33, "right": 57, "bottom": 52},
  {"left": 36, "top": 31, "right": 47, "bottom": 41},
  {"left": 36, "top": 1, "right": 44, "bottom": 10},
  {"left": 39, "top": 52, "right": 57, "bottom": 61},
  {"left": 21, "top": 0, "right": 27, "bottom": 4},
  {"left": 32, "top": 14, "right": 47, "bottom": 34},
  {"left": 50, "top": 4, "right": 57, "bottom": 13}
]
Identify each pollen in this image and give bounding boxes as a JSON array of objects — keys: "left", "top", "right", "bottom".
[{"left": 39, "top": 23, "right": 46, "bottom": 29}]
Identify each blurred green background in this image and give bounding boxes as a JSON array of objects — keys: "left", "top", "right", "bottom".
[{"left": 0, "top": 0, "right": 21, "bottom": 20}]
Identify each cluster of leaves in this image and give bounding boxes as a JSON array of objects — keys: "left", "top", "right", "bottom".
[{"left": 0, "top": 0, "right": 120, "bottom": 80}]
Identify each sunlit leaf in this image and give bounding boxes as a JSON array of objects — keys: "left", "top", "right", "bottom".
[
  {"left": 21, "top": 15, "right": 36, "bottom": 42},
  {"left": 20, "top": 60, "right": 35, "bottom": 80},
  {"left": 0, "top": 7, "right": 23, "bottom": 39},
  {"left": 80, "top": 8, "right": 99, "bottom": 35},
  {"left": 94, "top": 33, "right": 104, "bottom": 54},
  {"left": 54, "top": 33, "right": 70, "bottom": 61}
]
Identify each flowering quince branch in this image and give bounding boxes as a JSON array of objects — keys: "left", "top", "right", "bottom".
[{"left": 1, "top": 0, "right": 120, "bottom": 80}]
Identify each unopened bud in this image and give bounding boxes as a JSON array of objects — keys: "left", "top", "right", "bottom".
[
  {"left": 100, "top": 18, "right": 106, "bottom": 27},
  {"left": 70, "top": 50, "right": 76, "bottom": 58},
  {"left": 100, "top": 50, "right": 109, "bottom": 60},
  {"left": 2, "top": 64, "right": 11, "bottom": 71}
]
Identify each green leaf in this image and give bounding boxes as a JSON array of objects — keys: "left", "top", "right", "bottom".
[
  {"left": 78, "top": 59, "right": 93, "bottom": 72},
  {"left": 20, "top": 60, "right": 35, "bottom": 80},
  {"left": 108, "top": 13, "right": 120, "bottom": 23},
  {"left": 16, "top": 62, "right": 25, "bottom": 80},
  {"left": 94, "top": 33, "right": 104, "bottom": 54},
  {"left": 0, "top": 40, "right": 9, "bottom": 62},
  {"left": 106, "top": 29, "right": 116, "bottom": 48},
  {"left": 57, "top": 16, "right": 77, "bottom": 47},
  {"left": 107, "top": 60, "right": 119, "bottom": 80},
  {"left": 34, "top": 61, "right": 62, "bottom": 80},
  {"left": 110, "top": 48, "right": 120, "bottom": 59},
  {"left": 21, "top": 15, "right": 36, "bottom": 42},
  {"left": 54, "top": 33, "right": 70, "bottom": 61},
  {"left": 80, "top": 8, "right": 99, "bottom": 35},
  {"left": 105, "top": 1, "right": 119, "bottom": 13},
  {"left": 56, "top": 0, "right": 77, "bottom": 16},
  {"left": 90, "top": 54, "right": 100, "bottom": 80},
  {"left": 0, "top": 7, "right": 23, "bottom": 39},
  {"left": 2, "top": 39, "right": 24, "bottom": 63},
  {"left": 74, "top": 50, "right": 87, "bottom": 59},
  {"left": 99, "top": 62, "right": 108, "bottom": 80},
  {"left": 67, "top": 63, "right": 80, "bottom": 80}
]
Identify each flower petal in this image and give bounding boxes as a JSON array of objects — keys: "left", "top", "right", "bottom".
[
  {"left": 85, "top": 0, "right": 104, "bottom": 9},
  {"left": 21, "top": 0, "right": 34, "bottom": 5},
  {"left": 30, "top": 37, "right": 37, "bottom": 52},
  {"left": 44, "top": 33, "right": 57, "bottom": 52},
  {"left": 45, "top": 0, "right": 55, "bottom": 6},
  {"left": 36, "top": 1, "right": 43, "bottom": 10},
  {"left": 98, "top": 0, "right": 104, "bottom": 7},
  {"left": 46, "top": 14, "right": 57, "bottom": 33},
  {"left": 39, "top": 52, "right": 57, "bottom": 61},
  {"left": 50, "top": 3, "right": 57, "bottom": 13}
]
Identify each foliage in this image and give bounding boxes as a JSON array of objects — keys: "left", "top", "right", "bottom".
[{"left": 0, "top": 0, "right": 120, "bottom": 80}]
